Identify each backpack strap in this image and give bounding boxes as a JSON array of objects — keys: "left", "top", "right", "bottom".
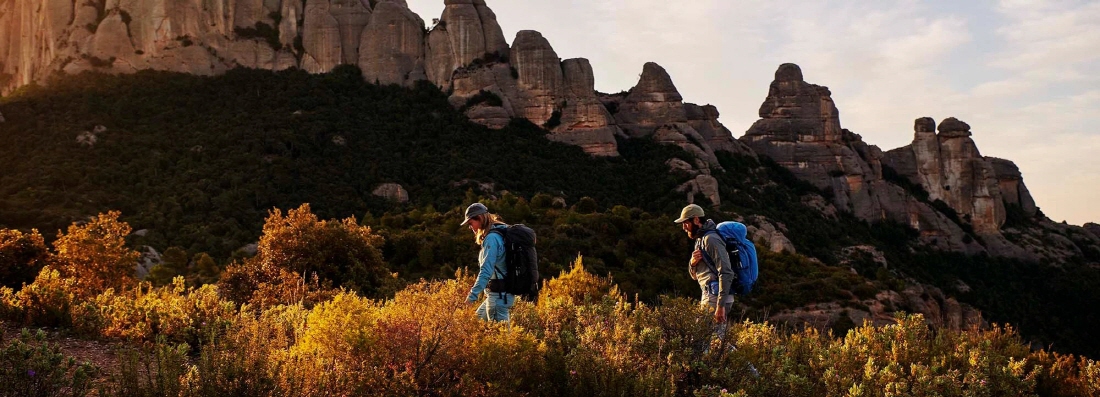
[
  {"left": 697, "top": 230, "right": 721, "bottom": 276},
  {"left": 486, "top": 227, "right": 509, "bottom": 303}
]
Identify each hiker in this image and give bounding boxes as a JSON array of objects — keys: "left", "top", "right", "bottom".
[
  {"left": 674, "top": 204, "right": 735, "bottom": 326},
  {"left": 461, "top": 203, "right": 514, "bottom": 322}
]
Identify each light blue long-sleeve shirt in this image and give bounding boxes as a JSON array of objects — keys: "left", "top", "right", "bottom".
[{"left": 467, "top": 225, "right": 508, "bottom": 302}]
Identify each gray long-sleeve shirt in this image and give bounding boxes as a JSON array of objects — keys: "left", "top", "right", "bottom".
[{"left": 689, "top": 219, "right": 735, "bottom": 305}]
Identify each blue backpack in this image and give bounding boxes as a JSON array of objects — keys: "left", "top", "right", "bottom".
[{"left": 701, "top": 221, "right": 759, "bottom": 295}]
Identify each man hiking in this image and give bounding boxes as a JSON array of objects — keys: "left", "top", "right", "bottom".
[{"left": 674, "top": 204, "right": 735, "bottom": 326}]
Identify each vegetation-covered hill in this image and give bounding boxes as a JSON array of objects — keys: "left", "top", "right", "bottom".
[{"left": 1, "top": 67, "right": 1098, "bottom": 359}]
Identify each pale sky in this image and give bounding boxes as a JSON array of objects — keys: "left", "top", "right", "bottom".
[{"left": 407, "top": 0, "right": 1100, "bottom": 226}]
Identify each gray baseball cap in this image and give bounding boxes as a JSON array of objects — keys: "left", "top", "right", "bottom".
[
  {"left": 460, "top": 203, "right": 489, "bottom": 226},
  {"left": 674, "top": 204, "right": 705, "bottom": 223}
]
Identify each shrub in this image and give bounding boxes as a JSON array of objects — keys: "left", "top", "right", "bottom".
[
  {"left": 77, "top": 278, "right": 236, "bottom": 343},
  {"left": 14, "top": 266, "right": 80, "bottom": 327},
  {"left": 52, "top": 211, "right": 140, "bottom": 298},
  {"left": 234, "top": 22, "right": 281, "bottom": 50},
  {"left": 218, "top": 204, "right": 389, "bottom": 307},
  {"left": 538, "top": 256, "right": 619, "bottom": 306},
  {"left": 102, "top": 337, "right": 190, "bottom": 397},
  {"left": 255, "top": 204, "right": 388, "bottom": 296},
  {"left": 0, "top": 228, "right": 50, "bottom": 288},
  {"left": 0, "top": 328, "right": 98, "bottom": 397},
  {"left": 463, "top": 90, "right": 503, "bottom": 109}
]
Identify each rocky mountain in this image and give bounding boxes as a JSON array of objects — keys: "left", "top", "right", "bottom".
[
  {"left": 741, "top": 64, "right": 1100, "bottom": 263},
  {"left": 0, "top": 0, "right": 738, "bottom": 161},
  {"left": 3, "top": 0, "right": 1097, "bottom": 264}
]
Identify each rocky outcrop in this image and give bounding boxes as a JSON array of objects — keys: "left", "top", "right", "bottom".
[
  {"left": 934, "top": 118, "right": 1006, "bottom": 235},
  {"left": 769, "top": 283, "right": 984, "bottom": 332},
  {"left": 1086, "top": 223, "right": 1100, "bottom": 239},
  {"left": 614, "top": 62, "right": 687, "bottom": 137},
  {"left": 676, "top": 174, "right": 721, "bottom": 206},
  {"left": 988, "top": 157, "right": 1038, "bottom": 216},
  {"left": 550, "top": 58, "right": 620, "bottom": 156},
  {"left": 372, "top": 183, "right": 409, "bottom": 203},
  {"left": 883, "top": 118, "right": 1029, "bottom": 243},
  {"left": 424, "top": 0, "right": 509, "bottom": 89},
  {"left": 747, "top": 216, "right": 796, "bottom": 254},
  {"left": 742, "top": 64, "right": 985, "bottom": 255},
  {"left": 509, "top": 30, "right": 563, "bottom": 125},
  {"left": 685, "top": 103, "right": 755, "bottom": 157},
  {"left": 358, "top": 1, "right": 426, "bottom": 86}
]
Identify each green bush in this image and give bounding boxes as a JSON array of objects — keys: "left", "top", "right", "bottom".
[{"left": 0, "top": 329, "right": 98, "bottom": 397}]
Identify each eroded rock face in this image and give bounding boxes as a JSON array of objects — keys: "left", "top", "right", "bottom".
[
  {"left": 359, "top": 1, "right": 426, "bottom": 86},
  {"left": 509, "top": 30, "right": 563, "bottom": 125},
  {"left": 883, "top": 117, "right": 1010, "bottom": 236},
  {"left": 685, "top": 103, "right": 754, "bottom": 157},
  {"left": 745, "top": 63, "right": 842, "bottom": 143},
  {"left": 741, "top": 64, "right": 985, "bottom": 256},
  {"left": 551, "top": 58, "right": 619, "bottom": 156},
  {"left": 424, "top": 0, "right": 508, "bottom": 89},
  {"left": 614, "top": 62, "right": 687, "bottom": 137},
  {"left": 936, "top": 118, "right": 1006, "bottom": 235},
  {"left": 988, "top": 157, "right": 1038, "bottom": 217},
  {"left": 0, "top": 0, "right": 379, "bottom": 92}
]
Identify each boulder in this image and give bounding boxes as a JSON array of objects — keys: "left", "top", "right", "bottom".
[
  {"left": 372, "top": 183, "right": 409, "bottom": 203},
  {"left": 676, "top": 174, "right": 720, "bottom": 206},
  {"left": 747, "top": 216, "right": 796, "bottom": 254},
  {"left": 359, "top": 1, "right": 426, "bottom": 86}
]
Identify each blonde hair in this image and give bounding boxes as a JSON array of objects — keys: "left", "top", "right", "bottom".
[{"left": 474, "top": 213, "right": 507, "bottom": 245}]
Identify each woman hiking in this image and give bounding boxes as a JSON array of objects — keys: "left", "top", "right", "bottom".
[{"left": 461, "top": 203, "right": 514, "bottom": 322}]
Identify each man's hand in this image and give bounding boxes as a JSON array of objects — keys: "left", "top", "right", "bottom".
[
  {"left": 714, "top": 305, "right": 726, "bottom": 324},
  {"left": 691, "top": 249, "right": 704, "bottom": 267}
]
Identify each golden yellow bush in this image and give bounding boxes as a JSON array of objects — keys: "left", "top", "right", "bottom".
[
  {"left": 538, "top": 256, "right": 621, "bottom": 307},
  {"left": 77, "top": 277, "right": 236, "bottom": 343},
  {"left": 52, "top": 211, "right": 139, "bottom": 298},
  {"left": 14, "top": 266, "right": 79, "bottom": 327}
]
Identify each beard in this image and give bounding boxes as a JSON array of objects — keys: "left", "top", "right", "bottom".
[{"left": 685, "top": 223, "right": 702, "bottom": 239}]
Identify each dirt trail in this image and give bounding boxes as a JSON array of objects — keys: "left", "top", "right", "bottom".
[{"left": 2, "top": 322, "right": 123, "bottom": 377}]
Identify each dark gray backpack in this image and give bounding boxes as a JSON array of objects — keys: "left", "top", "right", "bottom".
[{"left": 488, "top": 224, "right": 540, "bottom": 300}]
